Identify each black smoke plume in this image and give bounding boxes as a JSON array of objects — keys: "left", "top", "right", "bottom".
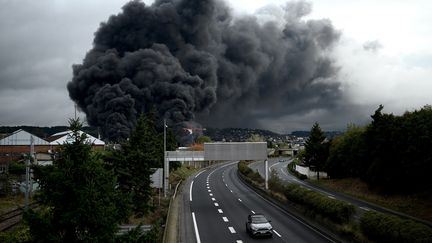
[{"left": 68, "top": 0, "right": 341, "bottom": 142}]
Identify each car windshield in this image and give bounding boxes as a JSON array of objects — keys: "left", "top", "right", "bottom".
[{"left": 251, "top": 215, "right": 268, "bottom": 223}]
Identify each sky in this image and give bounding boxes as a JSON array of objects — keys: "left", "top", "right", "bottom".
[{"left": 0, "top": 0, "right": 431, "bottom": 133}]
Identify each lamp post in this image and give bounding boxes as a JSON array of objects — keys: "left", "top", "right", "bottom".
[
  {"left": 163, "top": 119, "right": 168, "bottom": 197},
  {"left": 265, "top": 159, "right": 268, "bottom": 190}
]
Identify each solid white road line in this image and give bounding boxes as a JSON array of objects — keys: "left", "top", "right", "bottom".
[
  {"left": 218, "top": 209, "right": 223, "bottom": 213},
  {"left": 228, "top": 227, "right": 236, "bottom": 233},
  {"left": 192, "top": 212, "right": 201, "bottom": 243},
  {"left": 269, "top": 162, "right": 279, "bottom": 170},
  {"left": 190, "top": 180, "right": 194, "bottom": 202},
  {"left": 214, "top": 203, "right": 219, "bottom": 206},
  {"left": 195, "top": 170, "right": 206, "bottom": 178},
  {"left": 280, "top": 168, "right": 288, "bottom": 176},
  {"left": 222, "top": 217, "right": 229, "bottom": 222},
  {"left": 273, "top": 229, "right": 282, "bottom": 237}
]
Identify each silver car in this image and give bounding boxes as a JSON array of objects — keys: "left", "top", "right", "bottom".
[{"left": 246, "top": 214, "right": 273, "bottom": 238}]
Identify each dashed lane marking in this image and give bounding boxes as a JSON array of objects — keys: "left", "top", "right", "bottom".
[
  {"left": 228, "top": 227, "right": 236, "bottom": 233},
  {"left": 211, "top": 198, "right": 216, "bottom": 201},
  {"left": 328, "top": 196, "right": 336, "bottom": 199},
  {"left": 238, "top": 198, "right": 242, "bottom": 202},
  {"left": 209, "top": 193, "right": 213, "bottom": 196},
  {"left": 218, "top": 209, "right": 223, "bottom": 213},
  {"left": 236, "top": 241, "right": 243, "bottom": 243},
  {"left": 251, "top": 210, "right": 255, "bottom": 214},
  {"left": 222, "top": 217, "right": 229, "bottom": 222},
  {"left": 214, "top": 203, "right": 219, "bottom": 207},
  {"left": 360, "top": 206, "right": 371, "bottom": 211}
]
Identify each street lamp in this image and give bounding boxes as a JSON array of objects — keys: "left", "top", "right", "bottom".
[{"left": 163, "top": 119, "right": 168, "bottom": 197}]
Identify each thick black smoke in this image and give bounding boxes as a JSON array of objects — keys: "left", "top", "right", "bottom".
[{"left": 68, "top": 0, "right": 341, "bottom": 141}]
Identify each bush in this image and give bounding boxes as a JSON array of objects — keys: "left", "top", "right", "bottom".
[
  {"left": 238, "top": 161, "right": 264, "bottom": 184},
  {"left": 284, "top": 184, "right": 355, "bottom": 223},
  {"left": 268, "top": 170, "right": 285, "bottom": 194},
  {"left": 287, "top": 162, "right": 307, "bottom": 180},
  {"left": 360, "top": 211, "right": 432, "bottom": 243}
]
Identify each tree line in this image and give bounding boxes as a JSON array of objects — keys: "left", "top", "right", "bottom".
[
  {"left": 304, "top": 105, "right": 432, "bottom": 194},
  {"left": 23, "top": 111, "right": 177, "bottom": 242}
]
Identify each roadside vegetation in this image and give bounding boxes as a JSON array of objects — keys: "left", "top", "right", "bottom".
[
  {"left": 285, "top": 104, "right": 432, "bottom": 242},
  {"left": 1, "top": 111, "right": 179, "bottom": 242}
]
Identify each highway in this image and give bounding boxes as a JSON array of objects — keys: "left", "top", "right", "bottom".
[
  {"left": 181, "top": 161, "right": 335, "bottom": 243},
  {"left": 248, "top": 158, "right": 418, "bottom": 218}
]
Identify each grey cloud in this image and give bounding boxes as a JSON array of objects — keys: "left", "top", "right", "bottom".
[{"left": 363, "top": 40, "right": 383, "bottom": 52}]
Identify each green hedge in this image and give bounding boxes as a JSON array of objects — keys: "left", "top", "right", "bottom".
[
  {"left": 360, "top": 211, "right": 432, "bottom": 243},
  {"left": 284, "top": 184, "right": 355, "bottom": 223},
  {"left": 287, "top": 162, "right": 307, "bottom": 180},
  {"left": 238, "top": 161, "right": 264, "bottom": 184}
]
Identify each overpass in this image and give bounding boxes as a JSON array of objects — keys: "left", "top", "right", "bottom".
[{"left": 164, "top": 142, "right": 269, "bottom": 195}]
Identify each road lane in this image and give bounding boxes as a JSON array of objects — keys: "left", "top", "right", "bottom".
[{"left": 188, "top": 161, "right": 334, "bottom": 243}]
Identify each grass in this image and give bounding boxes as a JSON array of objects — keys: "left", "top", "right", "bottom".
[
  {"left": 0, "top": 195, "right": 27, "bottom": 214},
  {"left": 312, "top": 178, "right": 432, "bottom": 222}
]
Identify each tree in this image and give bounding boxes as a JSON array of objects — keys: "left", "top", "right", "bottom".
[
  {"left": 325, "top": 125, "right": 367, "bottom": 178},
  {"left": 304, "top": 122, "right": 328, "bottom": 179},
  {"left": 25, "top": 118, "right": 129, "bottom": 242},
  {"left": 246, "top": 134, "right": 265, "bottom": 142},
  {"left": 196, "top": 135, "right": 211, "bottom": 144},
  {"left": 108, "top": 113, "right": 158, "bottom": 216}
]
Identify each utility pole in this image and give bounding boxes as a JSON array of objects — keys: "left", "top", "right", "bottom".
[
  {"left": 265, "top": 159, "right": 269, "bottom": 190},
  {"left": 25, "top": 135, "right": 34, "bottom": 210},
  {"left": 163, "top": 119, "right": 168, "bottom": 197}
]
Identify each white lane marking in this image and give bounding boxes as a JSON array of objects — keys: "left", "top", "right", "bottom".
[
  {"left": 238, "top": 176, "right": 336, "bottom": 242},
  {"left": 214, "top": 203, "right": 219, "bottom": 207},
  {"left": 191, "top": 212, "right": 201, "bottom": 243},
  {"left": 207, "top": 186, "right": 210, "bottom": 189},
  {"left": 208, "top": 190, "right": 211, "bottom": 192},
  {"left": 225, "top": 183, "right": 228, "bottom": 187},
  {"left": 228, "top": 227, "right": 236, "bottom": 233},
  {"left": 251, "top": 210, "right": 255, "bottom": 214},
  {"left": 273, "top": 229, "right": 282, "bottom": 237},
  {"left": 269, "top": 162, "right": 279, "bottom": 171},
  {"left": 230, "top": 190, "right": 233, "bottom": 193},
  {"left": 238, "top": 198, "right": 242, "bottom": 202},
  {"left": 236, "top": 241, "right": 243, "bottom": 243},
  {"left": 360, "top": 206, "right": 371, "bottom": 211},
  {"left": 218, "top": 209, "right": 223, "bottom": 213},
  {"left": 195, "top": 170, "right": 206, "bottom": 178},
  {"left": 209, "top": 193, "right": 213, "bottom": 196},
  {"left": 190, "top": 180, "right": 194, "bottom": 202},
  {"left": 211, "top": 198, "right": 216, "bottom": 201},
  {"left": 280, "top": 168, "right": 289, "bottom": 176},
  {"left": 222, "top": 217, "right": 229, "bottom": 222},
  {"left": 328, "top": 195, "right": 336, "bottom": 199}
]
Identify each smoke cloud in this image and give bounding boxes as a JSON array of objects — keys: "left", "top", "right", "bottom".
[{"left": 68, "top": 0, "right": 341, "bottom": 141}]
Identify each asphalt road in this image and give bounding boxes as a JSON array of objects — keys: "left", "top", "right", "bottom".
[{"left": 182, "top": 162, "right": 335, "bottom": 243}]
